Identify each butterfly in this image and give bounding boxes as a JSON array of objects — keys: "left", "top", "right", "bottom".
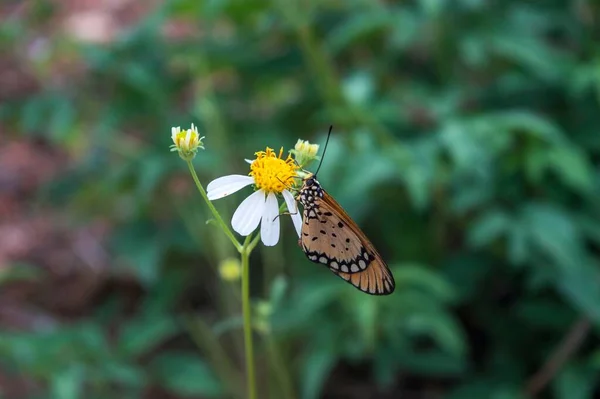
[{"left": 295, "top": 128, "right": 395, "bottom": 295}]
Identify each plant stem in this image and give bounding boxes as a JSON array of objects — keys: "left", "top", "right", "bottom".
[
  {"left": 241, "top": 234, "right": 257, "bottom": 399},
  {"left": 185, "top": 160, "right": 258, "bottom": 399},
  {"left": 186, "top": 160, "right": 242, "bottom": 252}
]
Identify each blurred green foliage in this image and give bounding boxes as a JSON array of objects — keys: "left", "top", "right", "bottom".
[{"left": 1, "top": 0, "right": 600, "bottom": 398}]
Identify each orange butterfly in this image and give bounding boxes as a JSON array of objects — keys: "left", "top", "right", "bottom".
[{"left": 295, "top": 128, "right": 395, "bottom": 295}]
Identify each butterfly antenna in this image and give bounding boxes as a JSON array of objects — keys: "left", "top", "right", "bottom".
[{"left": 314, "top": 125, "right": 333, "bottom": 177}]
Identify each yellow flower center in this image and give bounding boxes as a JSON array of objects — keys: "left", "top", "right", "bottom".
[
  {"left": 174, "top": 130, "right": 199, "bottom": 151},
  {"left": 250, "top": 147, "right": 298, "bottom": 194}
]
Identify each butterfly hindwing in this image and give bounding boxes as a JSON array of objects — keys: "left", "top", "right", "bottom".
[{"left": 298, "top": 177, "right": 395, "bottom": 295}]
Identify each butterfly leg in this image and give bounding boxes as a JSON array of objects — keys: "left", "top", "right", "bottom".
[{"left": 273, "top": 209, "right": 298, "bottom": 222}]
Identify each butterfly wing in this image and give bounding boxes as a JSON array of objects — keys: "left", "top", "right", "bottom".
[{"left": 300, "top": 190, "right": 395, "bottom": 295}]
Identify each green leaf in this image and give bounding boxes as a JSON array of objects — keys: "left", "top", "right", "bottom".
[
  {"left": 396, "top": 350, "right": 466, "bottom": 376},
  {"left": 342, "top": 71, "right": 374, "bottom": 105},
  {"left": 300, "top": 346, "right": 337, "bottom": 399},
  {"left": 111, "top": 221, "right": 165, "bottom": 285},
  {"left": 392, "top": 264, "right": 457, "bottom": 303},
  {"left": 119, "top": 317, "right": 179, "bottom": 357},
  {"left": 553, "top": 363, "right": 595, "bottom": 399},
  {"left": 468, "top": 209, "right": 511, "bottom": 247},
  {"left": 522, "top": 203, "right": 583, "bottom": 269},
  {"left": 268, "top": 275, "right": 288, "bottom": 311},
  {"left": 50, "top": 365, "right": 84, "bottom": 399},
  {"left": 152, "top": 352, "right": 222, "bottom": 398},
  {"left": 557, "top": 262, "right": 600, "bottom": 325},
  {"left": 326, "top": 10, "right": 393, "bottom": 53},
  {"left": 97, "top": 362, "right": 145, "bottom": 388},
  {"left": 547, "top": 146, "right": 594, "bottom": 193},
  {"left": 404, "top": 312, "right": 467, "bottom": 357}
]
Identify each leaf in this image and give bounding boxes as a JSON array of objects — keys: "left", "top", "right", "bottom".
[
  {"left": 468, "top": 209, "right": 512, "bottom": 248},
  {"left": 97, "top": 361, "right": 145, "bottom": 388},
  {"left": 152, "top": 352, "right": 222, "bottom": 398},
  {"left": 396, "top": 350, "right": 466, "bottom": 376},
  {"left": 342, "top": 71, "right": 374, "bottom": 105},
  {"left": 439, "top": 121, "right": 489, "bottom": 171},
  {"left": 300, "top": 345, "right": 337, "bottom": 399},
  {"left": 553, "top": 363, "right": 596, "bottom": 399},
  {"left": 392, "top": 264, "right": 457, "bottom": 303},
  {"left": 268, "top": 275, "right": 288, "bottom": 311},
  {"left": 507, "top": 222, "right": 529, "bottom": 265},
  {"left": 403, "top": 312, "right": 467, "bottom": 357},
  {"left": 491, "top": 34, "right": 569, "bottom": 81},
  {"left": 547, "top": 146, "right": 594, "bottom": 193},
  {"left": 111, "top": 221, "right": 165, "bottom": 285},
  {"left": 50, "top": 365, "right": 84, "bottom": 399},
  {"left": 49, "top": 96, "right": 76, "bottom": 142},
  {"left": 472, "top": 111, "right": 565, "bottom": 144},
  {"left": 326, "top": 10, "right": 393, "bottom": 54},
  {"left": 522, "top": 203, "right": 584, "bottom": 269},
  {"left": 556, "top": 261, "right": 600, "bottom": 325},
  {"left": 398, "top": 139, "right": 439, "bottom": 210},
  {"left": 119, "top": 317, "right": 179, "bottom": 357}
]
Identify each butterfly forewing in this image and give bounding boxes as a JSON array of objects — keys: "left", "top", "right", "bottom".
[{"left": 298, "top": 176, "right": 395, "bottom": 295}]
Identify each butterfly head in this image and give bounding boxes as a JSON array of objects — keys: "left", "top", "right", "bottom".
[{"left": 298, "top": 173, "right": 323, "bottom": 208}]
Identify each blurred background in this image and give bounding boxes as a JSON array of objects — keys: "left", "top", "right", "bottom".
[{"left": 1, "top": 1, "right": 600, "bottom": 398}]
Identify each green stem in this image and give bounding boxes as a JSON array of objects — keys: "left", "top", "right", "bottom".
[
  {"left": 186, "top": 160, "right": 242, "bottom": 252},
  {"left": 185, "top": 160, "right": 258, "bottom": 398},
  {"left": 241, "top": 235, "right": 257, "bottom": 399}
]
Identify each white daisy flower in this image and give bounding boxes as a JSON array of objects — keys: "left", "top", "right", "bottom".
[{"left": 207, "top": 147, "right": 302, "bottom": 246}]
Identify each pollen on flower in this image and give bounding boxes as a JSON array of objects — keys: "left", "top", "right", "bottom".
[{"left": 250, "top": 147, "right": 298, "bottom": 194}]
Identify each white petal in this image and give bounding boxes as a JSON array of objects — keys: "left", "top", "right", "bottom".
[
  {"left": 261, "top": 192, "right": 280, "bottom": 246},
  {"left": 232, "top": 190, "right": 265, "bottom": 235},
  {"left": 282, "top": 189, "right": 301, "bottom": 237},
  {"left": 184, "top": 129, "right": 192, "bottom": 148},
  {"left": 171, "top": 126, "right": 180, "bottom": 141},
  {"left": 207, "top": 175, "right": 254, "bottom": 200},
  {"left": 245, "top": 159, "right": 254, "bottom": 164}
]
